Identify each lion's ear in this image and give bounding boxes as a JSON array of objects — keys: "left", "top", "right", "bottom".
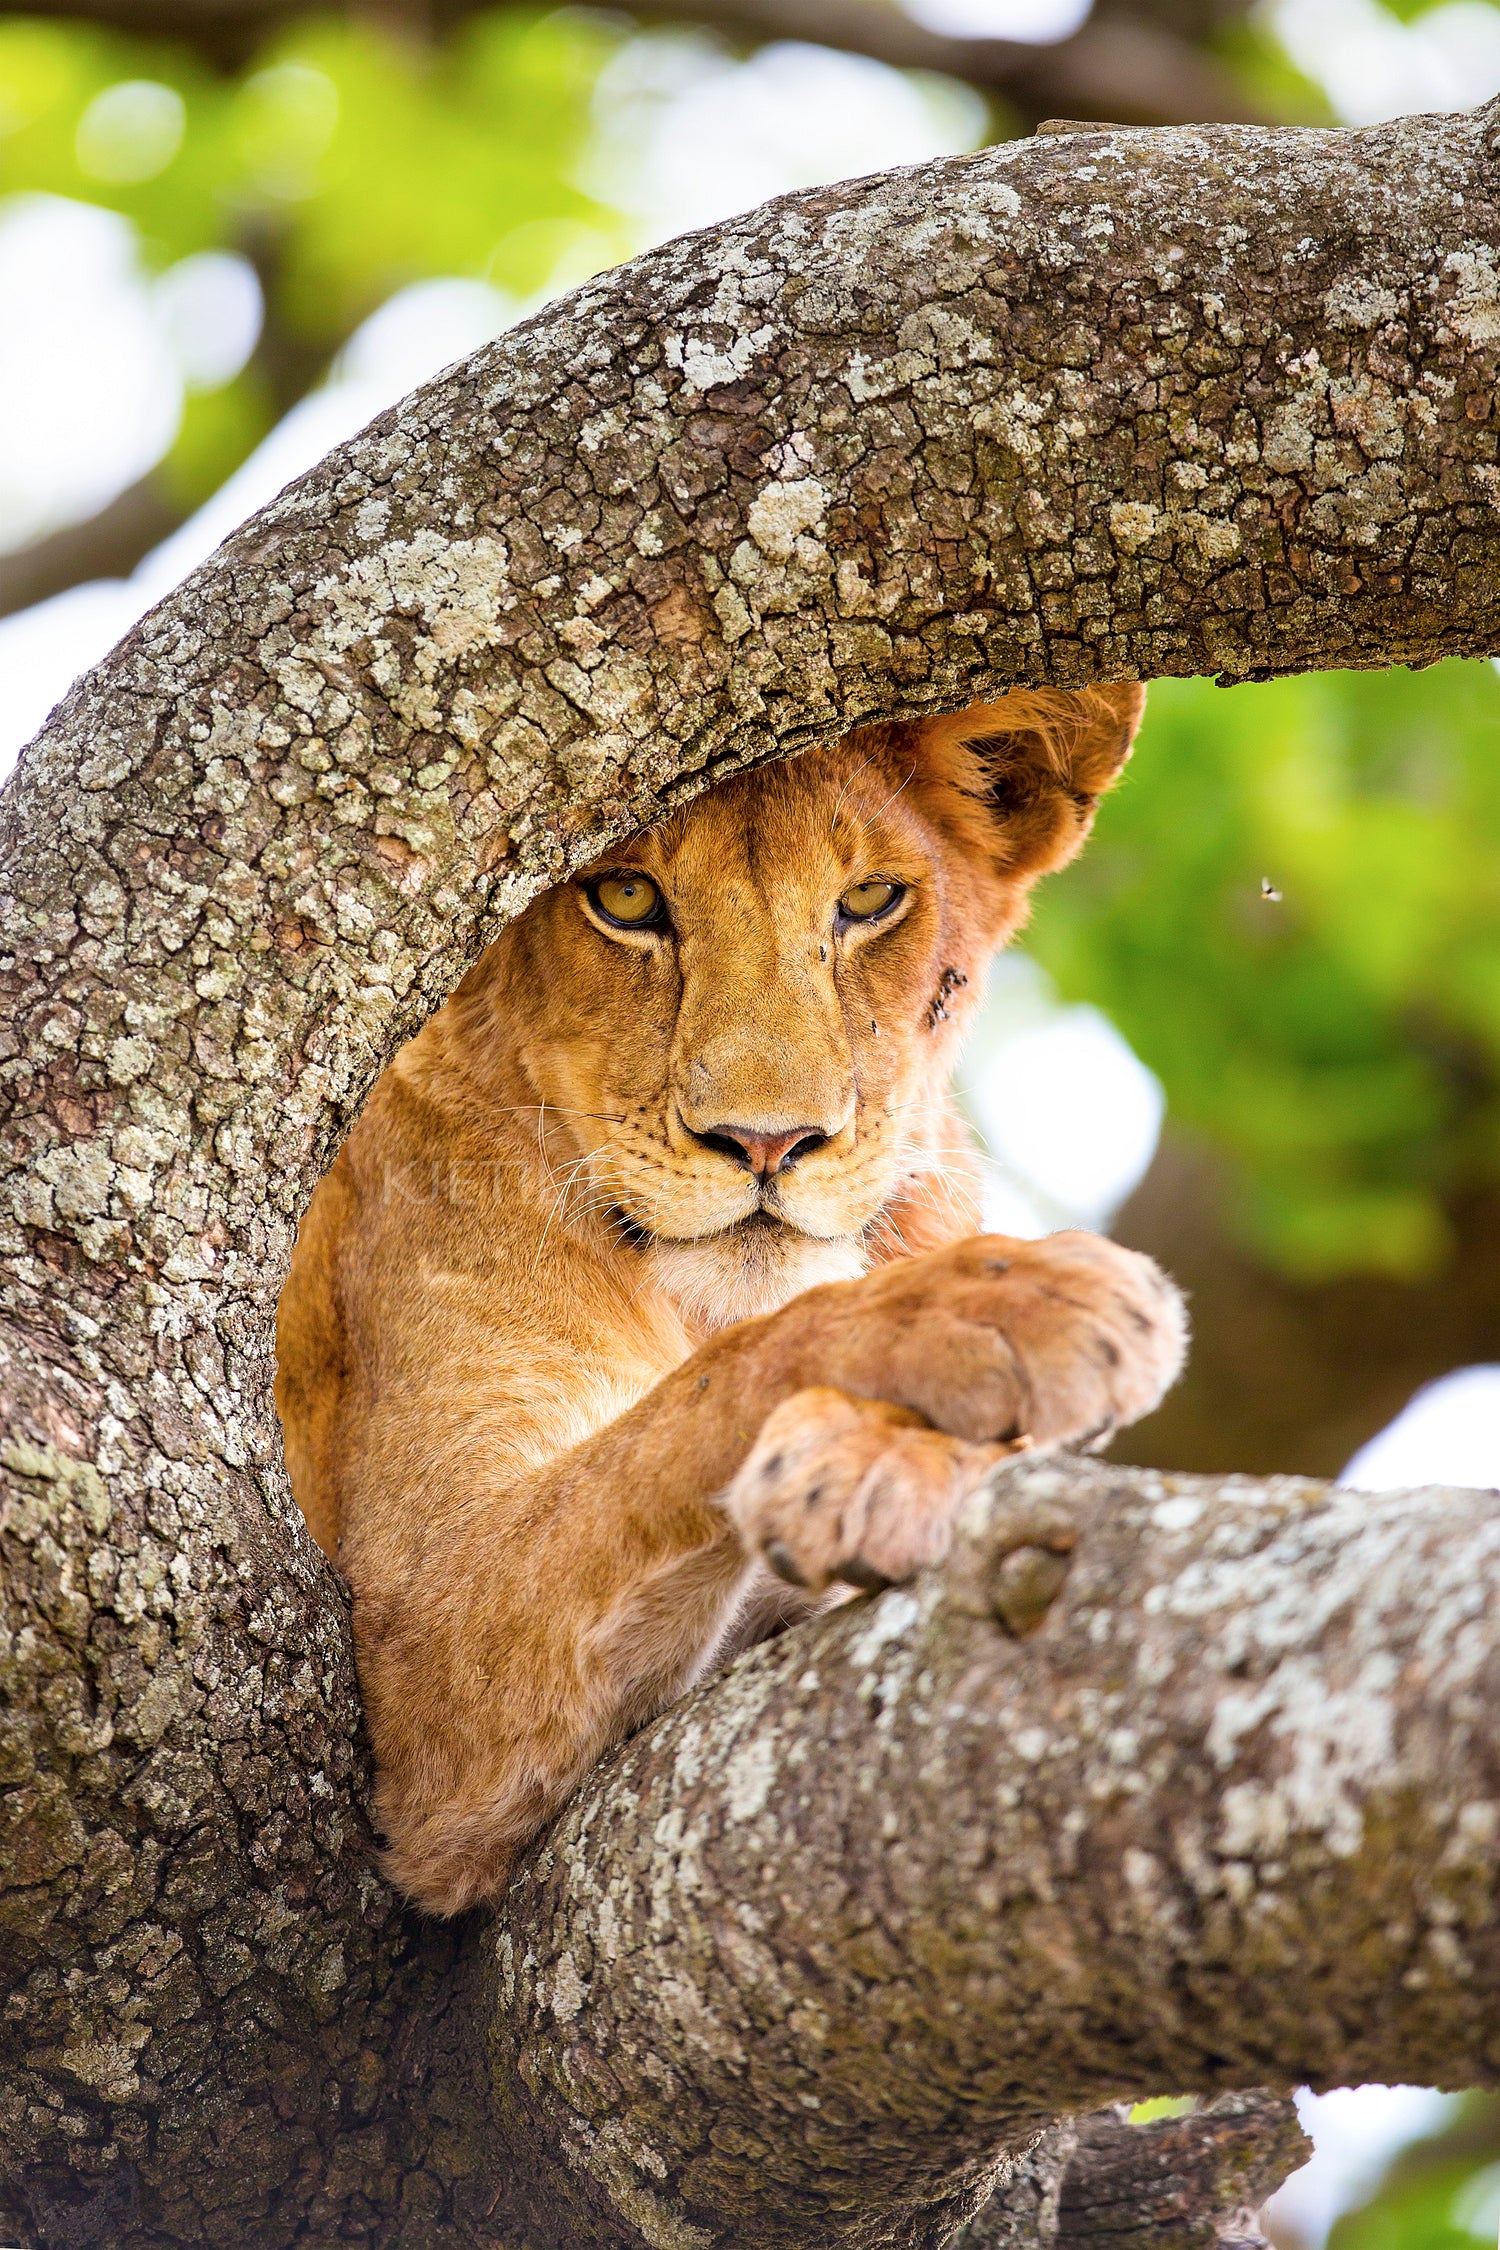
[{"left": 915, "top": 683, "right": 1146, "bottom": 881}]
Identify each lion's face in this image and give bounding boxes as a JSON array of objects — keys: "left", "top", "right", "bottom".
[{"left": 493, "top": 685, "right": 1144, "bottom": 1328}]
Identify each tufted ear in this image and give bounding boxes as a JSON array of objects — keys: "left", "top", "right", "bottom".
[{"left": 914, "top": 682, "right": 1146, "bottom": 882}]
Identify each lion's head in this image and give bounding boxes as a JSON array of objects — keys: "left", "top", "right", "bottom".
[{"left": 463, "top": 683, "right": 1145, "bottom": 1328}]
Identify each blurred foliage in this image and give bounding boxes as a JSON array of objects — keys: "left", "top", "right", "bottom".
[
  {"left": 1326, "top": 2093, "right": 1500, "bottom": 2250},
  {"left": 0, "top": 6, "right": 627, "bottom": 493},
  {"left": 159, "top": 360, "right": 275, "bottom": 507},
  {"left": 1206, "top": 12, "right": 1333, "bottom": 124},
  {"left": 1028, "top": 661, "right": 1500, "bottom": 1282}
]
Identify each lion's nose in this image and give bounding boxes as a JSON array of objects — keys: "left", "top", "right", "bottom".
[{"left": 688, "top": 1124, "right": 829, "bottom": 1178}]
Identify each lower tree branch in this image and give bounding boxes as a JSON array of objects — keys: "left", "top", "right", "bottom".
[
  {"left": 1, "top": 1431, "right": 1484, "bottom": 2246},
  {"left": 958, "top": 2089, "right": 1309, "bottom": 2247},
  {"left": 6, "top": 113, "right": 1500, "bottom": 2246},
  {"left": 471, "top": 1456, "right": 1500, "bottom": 2249},
  {"left": 1061, "top": 2092, "right": 1308, "bottom": 2247},
  {"left": 959, "top": 2115, "right": 1081, "bottom": 2250}
]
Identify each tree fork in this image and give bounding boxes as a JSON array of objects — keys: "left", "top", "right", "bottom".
[{"left": 3, "top": 104, "right": 1500, "bottom": 2246}]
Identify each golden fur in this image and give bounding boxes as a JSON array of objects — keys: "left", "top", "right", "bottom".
[{"left": 275, "top": 686, "right": 1186, "bottom": 1914}]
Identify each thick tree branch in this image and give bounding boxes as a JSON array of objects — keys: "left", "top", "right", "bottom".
[
  {"left": 1052, "top": 2094, "right": 1308, "bottom": 2248},
  {"left": 1058, "top": 2093, "right": 1308, "bottom": 2247},
  {"left": 482, "top": 1457, "right": 1500, "bottom": 2246},
  {"left": 4, "top": 109, "right": 1500, "bottom": 2245}
]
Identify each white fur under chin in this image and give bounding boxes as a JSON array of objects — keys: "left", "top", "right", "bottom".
[{"left": 646, "top": 1224, "right": 867, "bottom": 1332}]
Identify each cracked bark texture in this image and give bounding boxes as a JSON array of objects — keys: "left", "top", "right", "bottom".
[
  {"left": 956, "top": 2090, "right": 1311, "bottom": 2248},
  {"left": 4, "top": 105, "right": 1500, "bottom": 2248},
  {"left": 484, "top": 1458, "right": 1500, "bottom": 2248}
]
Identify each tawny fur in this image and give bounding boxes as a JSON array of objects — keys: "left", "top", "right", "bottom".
[{"left": 275, "top": 685, "right": 1187, "bottom": 1914}]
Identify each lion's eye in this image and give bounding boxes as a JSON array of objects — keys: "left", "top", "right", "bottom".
[
  {"left": 838, "top": 878, "right": 903, "bottom": 923},
  {"left": 589, "top": 873, "right": 663, "bottom": 928}
]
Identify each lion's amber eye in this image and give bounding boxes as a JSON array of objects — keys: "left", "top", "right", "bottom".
[
  {"left": 590, "top": 873, "right": 662, "bottom": 928},
  {"left": 839, "top": 878, "right": 903, "bottom": 922}
]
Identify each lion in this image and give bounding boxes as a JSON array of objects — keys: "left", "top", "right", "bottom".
[{"left": 275, "top": 683, "right": 1187, "bottom": 1915}]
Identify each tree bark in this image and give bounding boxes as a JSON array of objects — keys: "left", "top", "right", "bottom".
[
  {"left": 581, "top": 0, "right": 1266, "bottom": 131},
  {"left": 476, "top": 1456, "right": 1500, "bottom": 2249},
  {"left": 4, "top": 108, "right": 1500, "bottom": 2246},
  {"left": 0, "top": 14, "right": 1265, "bottom": 627},
  {"left": 957, "top": 2090, "right": 1311, "bottom": 2248}
]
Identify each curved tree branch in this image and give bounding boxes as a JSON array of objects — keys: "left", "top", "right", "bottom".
[{"left": 4, "top": 108, "right": 1500, "bottom": 2246}]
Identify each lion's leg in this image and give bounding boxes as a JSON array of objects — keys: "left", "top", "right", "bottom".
[
  {"left": 362, "top": 1232, "right": 1183, "bottom": 1914},
  {"left": 359, "top": 1430, "right": 756, "bottom": 1917}
]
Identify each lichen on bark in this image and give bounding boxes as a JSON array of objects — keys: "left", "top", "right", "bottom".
[
  {"left": 3, "top": 100, "right": 1500, "bottom": 2248},
  {"left": 487, "top": 1458, "right": 1500, "bottom": 2248}
]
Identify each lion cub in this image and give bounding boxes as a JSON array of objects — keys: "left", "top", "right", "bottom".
[{"left": 276, "top": 685, "right": 1186, "bottom": 1913}]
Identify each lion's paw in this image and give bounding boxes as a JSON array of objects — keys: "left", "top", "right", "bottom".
[
  {"left": 816, "top": 1230, "right": 1187, "bottom": 1453},
  {"left": 721, "top": 1386, "right": 1015, "bottom": 1596}
]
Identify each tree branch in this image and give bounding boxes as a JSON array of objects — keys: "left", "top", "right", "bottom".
[
  {"left": 958, "top": 2090, "right": 1311, "bottom": 2247},
  {"left": 4, "top": 108, "right": 1500, "bottom": 2246},
  {"left": 481, "top": 1457, "right": 1500, "bottom": 2246},
  {"left": 1053, "top": 2094, "right": 1309, "bottom": 2249}
]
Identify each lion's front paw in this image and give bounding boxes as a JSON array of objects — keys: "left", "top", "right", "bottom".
[
  {"left": 721, "top": 1386, "right": 1014, "bottom": 1596},
  {"left": 963, "top": 1230, "right": 1188, "bottom": 1451},
  {"left": 828, "top": 1230, "right": 1187, "bottom": 1453}
]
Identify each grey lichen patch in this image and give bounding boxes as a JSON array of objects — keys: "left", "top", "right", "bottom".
[
  {"left": 2, "top": 1440, "right": 110, "bottom": 1535},
  {"left": 4, "top": 95, "right": 1500, "bottom": 2250}
]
